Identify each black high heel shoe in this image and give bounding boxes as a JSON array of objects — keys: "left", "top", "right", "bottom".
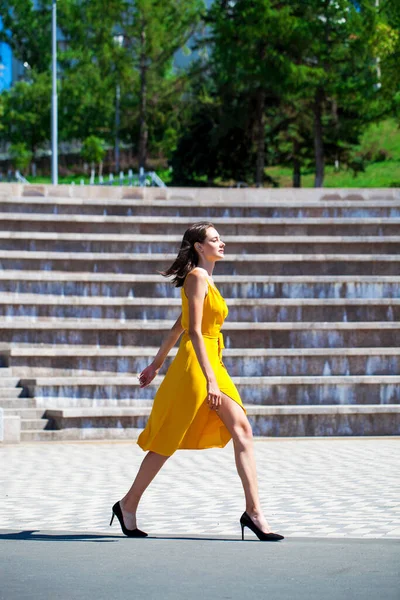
[
  {"left": 240, "top": 512, "right": 284, "bottom": 541},
  {"left": 110, "top": 501, "right": 148, "bottom": 538}
]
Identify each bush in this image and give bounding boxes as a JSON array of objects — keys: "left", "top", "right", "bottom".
[
  {"left": 9, "top": 143, "right": 33, "bottom": 174},
  {"left": 81, "top": 136, "right": 107, "bottom": 167}
]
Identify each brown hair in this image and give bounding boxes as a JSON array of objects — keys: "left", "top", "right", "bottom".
[{"left": 161, "top": 221, "right": 214, "bottom": 287}]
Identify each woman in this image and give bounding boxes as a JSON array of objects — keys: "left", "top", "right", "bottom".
[{"left": 110, "top": 222, "right": 283, "bottom": 541}]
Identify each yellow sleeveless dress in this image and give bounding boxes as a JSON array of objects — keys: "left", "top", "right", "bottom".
[{"left": 137, "top": 275, "right": 245, "bottom": 457}]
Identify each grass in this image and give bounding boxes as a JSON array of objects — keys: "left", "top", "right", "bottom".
[
  {"left": 267, "top": 118, "right": 400, "bottom": 188},
  {"left": 23, "top": 168, "right": 174, "bottom": 187},
  {"left": 359, "top": 118, "right": 400, "bottom": 161},
  {"left": 267, "top": 160, "right": 400, "bottom": 188}
]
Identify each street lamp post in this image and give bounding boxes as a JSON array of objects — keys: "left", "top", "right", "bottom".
[
  {"left": 113, "top": 34, "right": 124, "bottom": 175},
  {"left": 115, "top": 82, "right": 121, "bottom": 173},
  {"left": 51, "top": 0, "right": 58, "bottom": 185}
]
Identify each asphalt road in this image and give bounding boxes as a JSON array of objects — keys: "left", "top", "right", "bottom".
[{"left": 1, "top": 531, "right": 399, "bottom": 600}]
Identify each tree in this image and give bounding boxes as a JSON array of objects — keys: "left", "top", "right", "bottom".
[
  {"left": 58, "top": 62, "right": 116, "bottom": 143},
  {"left": 81, "top": 135, "right": 107, "bottom": 177},
  {"left": 0, "top": 94, "right": 4, "bottom": 132},
  {"left": 120, "top": 0, "right": 204, "bottom": 169},
  {"left": 171, "top": 92, "right": 257, "bottom": 185},
  {"left": 1, "top": 71, "right": 51, "bottom": 152},
  {"left": 1, "top": 0, "right": 203, "bottom": 170},
  {"left": 0, "top": 0, "right": 52, "bottom": 73},
  {"left": 9, "top": 142, "right": 33, "bottom": 174},
  {"left": 266, "top": 97, "right": 315, "bottom": 188},
  {"left": 290, "top": 0, "right": 378, "bottom": 186},
  {"left": 60, "top": 0, "right": 203, "bottom": 168},
  {"left": 373, "top": 0, "right": 400, "bottom": 118},
  {"left": 206, "top": 0, "right": 312, "bottom": 187}
]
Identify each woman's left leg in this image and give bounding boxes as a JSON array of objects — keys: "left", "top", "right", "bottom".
[
  {"left": 120, "top": 450, "right": 170, "bottom": 529},
  {"left": 216, "top": 393, "right": 273, "bottom": 533}
]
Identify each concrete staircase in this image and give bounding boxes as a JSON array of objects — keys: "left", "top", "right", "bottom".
[
  {"left": 0, "top": 183, "right": 399, "bottom": 441},
  {"left": 0, "top": 345, "right": 52, "bottom": 441}
]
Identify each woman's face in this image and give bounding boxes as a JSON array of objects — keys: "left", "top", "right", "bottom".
[{"left": 198, "top": 227, "right": 225, "bottom": 261}]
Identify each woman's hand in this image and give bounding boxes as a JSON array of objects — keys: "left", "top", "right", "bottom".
[
  {"left": 138, "top": 363, "right": 160, "bottom": 388},
  {"left": 206, "top": 380, "right": 222, "bottom": 411}
]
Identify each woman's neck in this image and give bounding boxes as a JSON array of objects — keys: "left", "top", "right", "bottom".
[{"left": 196, "top": 260, "right": 215, "bottom": 277}]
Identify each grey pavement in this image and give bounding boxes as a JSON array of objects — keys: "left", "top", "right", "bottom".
[
  {"left": 1, "top": 438, "right": 400, "bottom": 599},
  {"left": 1, "top": 533, "right": 399, "bottom": 600},
  {"left": 1, "top": 438, "right": 400, "bottom": 538}
]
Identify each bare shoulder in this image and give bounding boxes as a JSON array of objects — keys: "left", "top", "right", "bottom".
[
  {"left": 184, "top": 268, "right": 208, "bottom": 297},
  {"left": 187, "top": 267, "right": 208, "bottom": 282}
]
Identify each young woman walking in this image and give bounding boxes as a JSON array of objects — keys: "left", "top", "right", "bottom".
[{"left": 110, "top": 222, "right": 284, "bottom": 541}]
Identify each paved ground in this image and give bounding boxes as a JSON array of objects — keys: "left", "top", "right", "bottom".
[
  {"left": 1, "top": 437, "right": 399, "bottom": 538},
  {"left": 1, "top": 533, "right": 399, "bottom": 600},
  {"left": 1, "top": 438, "right": 399, "bottom": 599}
]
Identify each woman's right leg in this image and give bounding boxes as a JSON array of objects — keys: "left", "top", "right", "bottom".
[
  {"left": 216, "top": 394, "right": 273, "bottom": 533},
  {"left": 120, "top": 450, "right": 170, "bottom": 528}
]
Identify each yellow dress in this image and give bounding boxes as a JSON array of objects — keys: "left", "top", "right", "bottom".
[{"left": 137, "top": 275, "right": 245, "bottom": 456}]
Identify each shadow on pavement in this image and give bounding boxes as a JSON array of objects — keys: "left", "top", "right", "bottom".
[
  {"left": 147, "top": 535, "right": 266, "bottom": 542},
  {"left": 0, "top": 530, "right": 119, "bottom": 543},
  {"left": 0, "top": 530, "right": 262, "bottom": 543}
]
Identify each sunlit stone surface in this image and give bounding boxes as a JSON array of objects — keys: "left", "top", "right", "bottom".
[{"left": 0, "top": 184, "right": 399, "bottom": 441}]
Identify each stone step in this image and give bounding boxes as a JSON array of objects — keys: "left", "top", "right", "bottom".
[
  {"left": 2, "top": 318, "right": 399, "bottom": 347},
  {"left": 4, "top": 182, "right": 400, "bottom": 202},
  {"left": 0, "top": 387, "right": 24, "bottom": 398},
  {"left": 43, "top": 404, "right": 400, "bottom": 437},
  {"left": 4, "top": 193, "right": 400, "bottom": 206},
  {"left": 3, "top": 408, "right": 45, "bottom": 419},
  {"left": 0, "top": 367, "right": 12, "bottom": 376},
  {"left": 1, "top": 213, "right": 400, "bottom": 235},
  {"left": 1, "top": 232, "right": 399, "bottom": 254},
  {"left": 19, "top": 427, "right": 143, "bottom": 442},
  {"left": 2, "top": 196, "right": 400, "bottom": 217},
  {"left": 20, "top": 375, "right": 400, "bottom": 405},
  {"left": 9, "top": 347, "right": 400, "bottom": 377},
  {"left": 0, "top": 377, "right": 20, "bottom": 387},
  {"left": 1, "top": 271, "right": 398, "bottom": 298},
  {"left": 0, "top": 398, "right": 37, "bottom": 409},
  {"left": 20, "top": 418, "right": 51, "bottom": 431},
  {"left": 1, "top": 294, "right": 399, "bottom": 322},
  {"left": 2, "top": 251, "right": 399, "bottom": 276}
]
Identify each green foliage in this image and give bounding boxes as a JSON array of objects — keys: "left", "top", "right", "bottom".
[
  {"left": 1, "top": 71, "right": 51, "bottom": 151},
  {"left": 0, "top": 95, "right": 4, "bottom": 131},
  {"left": 359, "top": 118, "right": 400, "bottom": 161},
  {"left": 59, "top": 62, "right": 116, "bottom": 142},
  {"left": 81, "top": 136, "right": 107, "bottom": 166},
  {"left": 9, "top": 142, "right": 33, "bottom": 173},
  {"left": 0, "top": 0, "right": 52, "bottom": 72},
  {"left": 174, "top": 0, "right": 380, "bottom": 187},
  {"left": 1, "top": 0, "right": 400, "bottom": 186},
  {"left": 59, "top": 0, "right": 204, "bottom": 163}
]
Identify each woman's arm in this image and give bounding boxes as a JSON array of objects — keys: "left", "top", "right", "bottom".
[
  {"left": 138, "top": 314, "right": 184, "bottom": 388},
  {"left": 185, "top": 270, "right": 221, "bottom": 409}
]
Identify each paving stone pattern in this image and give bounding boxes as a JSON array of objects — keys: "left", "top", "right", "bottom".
[{"left": 1, "top": 438, "right": 399, "bottom": 539}]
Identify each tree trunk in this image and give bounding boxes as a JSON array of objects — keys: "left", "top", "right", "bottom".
[
  {"left": 293, "top": 139, "right": 301, "bottom": 188},
  {"left": 255, "top": 89, "right": 266, "bottom": 188},
  {"left": 138, "top": 23, "right": 148, "bottom": 171},
  {"left": 313, "top": 89, "right": 324, "bottom": 188}
]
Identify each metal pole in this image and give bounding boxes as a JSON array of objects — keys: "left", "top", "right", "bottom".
[
  {"left": 113, "top": 34, "right": 124, "bottom": 175},
  {"left": 115, "top": 82, "right": 120, "bottom": 173},
  {"left": 51, "top": 0, "right": 58, "bottom": 185}
]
